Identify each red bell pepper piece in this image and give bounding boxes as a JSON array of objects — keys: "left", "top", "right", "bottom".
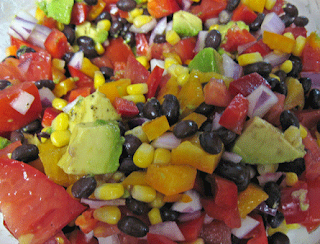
[
  {"left": 136, "top": 33, "right": 150, "bottom": 57},
  {"left": 68, "top": 87, "right": 91, "bottom": 103},
  {"left": 68, "top": 66, "right": 94, "bottom": 91},
  {"left": 44, "top": 29, "right": 70, "bottom": 59},
  {"left": 146, "top": 66, "right": 164, "bottom": 99},
  {"left": 42, "top": 107, "right": 61, "bottom": 127},
  {"left": 231, "top": 4, "right": 257, "bottom": 25},
  {"left": 178, "top": 213, "right": 205, "bottom": 242},
  {"left": 113, "top": 97, "right": 139, "bottom": 118},
  {"left": 70, "top": 2, "right": 90, "bottom": 25},
  {"left": 173, "top": 37, "right": 197, "bottom": 64},
  {"left": 243, "top": 39, "right": 271, "bottom": 57}
]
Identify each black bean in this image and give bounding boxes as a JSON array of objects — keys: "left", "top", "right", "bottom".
[
  {"left": 214, "top": 160, "right": 250, "bottom": 191},
  {"left": 307, "top": 89, "right": 320, "bottom": 109},
  {"left": 120, "top": 23, "right": 132, "bottom": 37},
  {"left": 249, "top": 13, "right": 265, "bottom": 32},
  {"left": 205, "top": 30, "right": 221, "bottom": 50},
  {"left": 226, "top": 0, "right": 240, "bottom": 11},
  {"left": 10, "top": 130, "right": 24, "bottom": 143},
  {"left": 11, "top": 144, "right": 39, "bottom": 163},
  {"left": 16, "top": 46, "right": 36, "bottom": 59},
  {"left": 142, "top": 98, "right": 162, "bottom": 120},
  {"left": 21, "top": 120, "right": 42, "bottom": 134},
  {"left": 277, "top": 158, "right": 305, "bottom": 176},
  {"left": 267, "top": 211, "right": 284, "bottom": 229},
  {"left": 195, "top": 102, "right": 215, "bottom": 117},
  {"left": 263, "top": 181, "right": 281, "bottom": 209},
  {"left": 199, "top": 132, "right": 223, "bottom": 154},
  {"left": 273, "top": 81, "right": 287, "bottom": 96},
  {"left": 116, "top": 0, "right": 137, "bottom": 12},
  {"left": 109, "top": 20, "right": 124, "bottom": 38},
  {"left": 123, "top": 32, "right": 136, "bottom": 47},
  {"left": 62, "top": 25, "right": 76, "bottom": 44},
  {"left": 219, "top": 10, "right": 232, "bottom": 25},
  {"left": 136, "top": 102, "right": 144, "bottom": 117},
  {"left": 118, "top": 121, "right": 129, "bottom": 137},
  {"left": 71, "top": 176, "right": 97, "bottom": 198},
  {"left": 153, "top": 34, "right": 166, "bottom": 44},
  {"left": 288, "top": 55, "right": 302, "bottom": 78},
  {"left": 117, "top": 216, "right": 149, "bottom": 237},
  {"left": 268, "top": 232, "right": 290, "bottom": 244},
  {"left": 173, "top": 120, "right": 198, "bottom": 139},
  {"left": 160, "top": 207, "right": 180, "bottom": 222},
  {"left": 243, "top": 62, "right": 272, "bottom": 77},
  {"left": 84, "top": 0, "right": 98, "bottom": 6},
  {"left": 94, "top": 11, "right": 112, "bottom": 24},
  {"left": 280, "top": 14, "right": 295, "bottom": 28},
  {"left": 294, "top": 16, "right": 309, "bottom": 27},
  {"left": 274, "top": 70, "right": 287, "bottom": 83},
  {"left": 161, "top": 94, "right": 180, "bottom": 125},
  {"left": 213, "top": 127, "right": 237, "bottom": 147},
  {"left": 100, "top": 66, "right": 114, "bottom": 79},
  {"left": 123, "top": 134, "right": 142, "bottom": 157},
  {"left": 299, "top": 77, "right": 312, "bottom": 94},
  {"left": 34, "top": 79, "right": 55, "bottom": 90},
  {"left": 266, "top": 77, "right": 280, "bottom": 91},
  {"left": 77, "top": 36, "right": 98, "bottom": 59},
  {"left": 0, "top": 80, "right": 11, "bottom": 90},
  {"left": 126, "top": 198, "right": 149, "bottom": 215},
  {"left": 119, "top": 157, "right": 141, "bottom": 175},
  {"left": 199, "top": 121, "right": 213, "bottom": 132},
  {"left": 283, "top": 3, "right": 298, "bottom": 17},
  {"left": 63, "top": 52, "right": 74, "bottom": 64},
  {"left": 279, "top": 110, "right": 299, "bottom": 131}
]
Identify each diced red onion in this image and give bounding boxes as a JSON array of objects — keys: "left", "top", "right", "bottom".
[
  {"left": 246, "top": 85, "right": 279, "bottom": 118},
  {"left": 222, "top": 151, "right": 242, "bottom": 163},
  {"left": 98, "top": 234, "right": 120, "bottom": 244},
  {"left": 178, "top": 210, "right": 202, "bottom": 222},
  {"left": 261, "top": 12, "right": 285, "bottom": 35},
  {"left": 62, "top": 96, "right": 81, "bottom": 114},
  {"left": 69, "top": 51, "right": 84, "bottom": 70},
  {"left": 18, "top": 57, "right": 32, "bottom": 74},
  {"left": 38, "top": 87, "right": 56, "bottom": 108},
  {"left": 204, "top": 18, "right": 219, "bottom": 29},
  {"left": 237, "top": 41, "right": 256, "bottom": 55},
  {"left": 151, "top": 132, "right": 181, "bottom": 150},
  {"left": 301, "top": 72, "right": 320, "bottom": 90},
  {"left": 80, "top": 198, "right": 126, "bottom": 209},
  {"left": 10, "top": 90, "right": 35, "bottom": 115},
  {"left": 203, "top": 214, "right": 214, "bottom": 224},
  {"left": 27, "top": 24, "right": 52, "bottom": 49},
  {"left": 130, "top": 18, "right": 157, "bottom": 34},
  {"left": 231, "top": 215, "right": 260, "bottom": 239},
  {"left": 85, "top": 231, "right": 95, "bottom": 242},
  {"left": 181, "top": 0, "right": 193, "bottom": 11},
  {"left": 222, "top": 53, "right": 243, "bottom": 79},
  {"left": 8, "top": 11, "right": 37, "bottom": 41},
  {"left": 194, "top": 31, "right": 208, "bottom": 53},
  {"left": 257, "top": 172, "right": 283, "bottom": 187},
  {"left": 128, "top": 117, "right": 150, "bottom": 128},
  {"left": 149, "top": 17, "right": 167, "bottom": 45},
  {"left": 263, "top": 51, "right": 290, "bottom": 67},
  {"left": 148, "top": 221, "right": 185, "bottom": 241},
  {"left": 256, "top": 201, "right": 278, "bottom": 216},
  {"left": 150, "top": 59, "right": 165, "bottom": 72},
  {"left": 212, "top": 112, "right": 222, "bottom": 131},
  {"left": 171, "top": 190, "right": 202, "bottom": 213}
]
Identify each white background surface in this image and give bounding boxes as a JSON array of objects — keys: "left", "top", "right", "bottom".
[{"left": 0, "top": 0, "right": 320, "bottom": 243}]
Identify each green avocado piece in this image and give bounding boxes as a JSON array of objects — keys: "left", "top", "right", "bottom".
[
  {"left": 0, "top": 136, "right": 10, "bottom": 150},
  {"left": 188, "top": 47, "right": 223, "bottom": 73},
  {"left": 232, "top": 117, "right": 306, "bottom": 164},
  {"left": 58, "top": 120, "right": 124, "bottom": 175},
  {"left": 75, "top": 21, "right": 109, "bottom": 44},
  {"left": 37, "top": 0, "right": 74, "bottom": 25},
  {"left": 172, "top": 10, "right": 202, "bottom": 37},
  {"left": 68, "top": 91, "right": 121, "bottom": 132}
]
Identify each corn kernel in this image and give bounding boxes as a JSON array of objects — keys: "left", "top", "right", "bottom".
[
  {"left": 283, "top": 32, "right": 295, "bottom": 40},
  {"left": 265, "top": 0, "right": 276, "bottom": 10},
  {"left": 127, "top": 83, "right": 149, "bottom": 95},
  {"left": 209, "top": 24, "right": 219, "bottom": 31},
  {"left": 93, "top": 206, "right": 121, "bottom": 224},
  {"left": 56, "top": 22, "right": 64, "bottom": 31},
  {"left": 133, "top": 143, "right": 155, "bottom": 168},
  {"left": 125, "top": 126, "right": 149, "bottom": 143},
  {"left": 153, "top": 148, "right": 171, "bottom": 165},
  {"left": 285, "top": 172, "right": 299, "bottom": 186},
  {"left": 136, "top": 56, "right": 150, "bottom": 69},
  {"left": 149, "top": 192, "right": 165, "bottom": 208},
  {"left": 128, "top": 8, "right": 144, "bottom": 23},
  {"left": 94, "top": 183, "right": 125, "bottom": 200},
  {"left": 131, "top": 185, "right": 157, "bottom": 203},
  {"left": 122, "top": 94, "right": 146, "bottom": 104},
  {"left": 165, "top": 57, "right": 180, "bottom": 70},
  {"left": 95, "top": 42, "right": 105, "bottom": 56},
  {"left": 18, "top": 234, "right": 35, "bottom": 244},
  {"left": 166, "top": 30, "right": 181, "bottom": 45},
  {"left": 292, "top": 36, "right": 306, "bottom": 57},
  {"left": 50, "top": 130, "right": 71, "bottom": 147},
  {"left": 133, "top": 15, "right": 154, "bottom": 28},
  {"left": 51, "top": 113, "right": 69, "bottom": 131},
  {"left": 192, "top": 0, "right": 200, "bottom": 2},
  {"left": 148, "top": 208, "right": 162, "bottom": 225},
  {"left": 280, "top": 60, "right": 293, "bottom": 73},
  {"left": 163, "top": 53, "right": 182, "bottom": 64},
  {"left": 52, "top": 98, "right": 68, "bottom": 111},
  {"left": 97, "top": 19, "right": 111, "bottom": 32},
  {"left": 299, "top": 125, "right": 308, "bottom": 139},
  {"left": 94, "top": 70, "right": 106, "bottom": 89},
  {"left": 238, "top": 52, "right": 263, "bottom": 66}
]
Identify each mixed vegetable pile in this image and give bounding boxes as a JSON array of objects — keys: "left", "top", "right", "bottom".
[{"left": 1, "top": 0, "right": 320, "bottom": 243}]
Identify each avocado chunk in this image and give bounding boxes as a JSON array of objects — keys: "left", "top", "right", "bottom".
[
  {"left": 37, "top": 0, "right": 74, "bottom": 25},
  {"left": 232, "top": 117, "right": 306, "bottom": 164},
  {"left": 172, "top": 10, "right": 202, "bottom": 37},
  {"left": 189, "top": 48, "right": 224, "bottom": 73},
  {"left": 58, "top": 120, "right": 124, "bottom": 175},
  {"left": 0, "top": 136, "right": 10, "bottom": 149},
  {"left": 75, "top": 21, "right": 109, "bottom": 44},
  {"left": 68, "top": 91, "right": 121, "bottom": 132}
]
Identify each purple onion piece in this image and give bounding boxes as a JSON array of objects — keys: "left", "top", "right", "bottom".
[
  {"left": 301, "top": 72, "right": 320, "bottom": 90},
  {"left": 256, "top": 201, "right": 278, "bottom": 216}
]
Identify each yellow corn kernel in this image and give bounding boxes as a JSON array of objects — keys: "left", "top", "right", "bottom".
[
  {"left": 52, "top": 98, "right": 68, "bottom": 111},
  {"left": 153, "top": 148, "right": 171, "bottom": 165},
  {"left": 50, "top": 130, "right": 71, "bottom": 147},
  {"left": 122, "top": 94, "right": 146, "bottom": 104},
  {"left": 93, "top": 206, "right": 121, "bottom": 224},
  {"left": 133, "top": 15, "right": 154, "bottom": 28},
  {"left": 149, "top": 192, "right": 165, "bottom": 208},
  {"left": 285, "top": 172, "right": 299, "bottom": 186},
  {"left": 94, "top": 71, "right": 106, "bottom": 89},
  {"left": 128, "top": 8, "right": 144, "bottom": 23},
  {"left": 81, "top": 58, "right": 100, "bottom": 78},
  {"left": 51, "top": 113, "right": 69, "bottom": 131},
  {"left": 269, "top": 74, "right": 280, "bottom": 81},
  {"left": 53, "top": 78, "right": 76, "bottom": 97},
  {"left": 57, "top": 22, "right": 64, "bottom": 32},
  {"left": 265, "top": 0, "right": 276, "bottom": 10},
  {"left": 97, "top": 19, "right": 111, "bottom": 32},
  {"left": 95, "top": 42, "right": 105, "bottom": 56},
  {"left": 292, "top": 36, "right": 306, "bottom": 57},
  {"left": 280, "top": 60, "right": 293, "bottom": 73},
  {"left": 238, "top": 52, "right": 263, "bottom": 66},
  {"left": 177, "top": 73, "right": 190, "bottom": 86},
  {"left": 283, "top": 32, "right": 295, "bottom": 40},
  {"left": 125, "top": 126, "right": 149, "bottom": 143},
  {"left": 127, "top": 83, "right": 149, "bottom": 95},
  {"left": 209, "top": 24, "right": 219, "bottom": 31},
  {"left": 166, "top": 30, "right": 181, "bottom": 45},
  {"left": 94, "top": 183, "right": 125, "bottom": 200},
  {"left": 131, "top": 185, "right": 157, "bottom": 203},
  {"left": 133, "top": 143, "right": 155, "bottom": 168},
  {"left": 148, "top": 208, "right": 162, "bottom": 225},
  {"left": 299, "top": 125, "right": 308, "bottom": 139},
  {"left": 136, "top": 56, "right": 150, "bottom": 69},
  {"left": 165, "top": 57, "right": 180, "bottom": 70}
]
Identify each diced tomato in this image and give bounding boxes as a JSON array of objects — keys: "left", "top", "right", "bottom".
[
  {"left": 68, "top": 87, "right": 91, "bottom": 102},
  {"left": 124, "top": 55, "right": 150, "bottom": 84},
  {"left": 0, "top": 159, "right": 86, "bottom": 244},
  {"left": 10, "top": 36, "right": 43, "bottom": 53},
  {"left": 42, "top": 16, "right": 57, "bottom": 29},
  {"left": 243, "top": 39, "right": 271, "bottom": 57},
  {"left": 228, "top": 72, "right": 271, "bottom": 97},
  {"left": 104, "top": 38, "right": 135, "bottom": 67},
  {"left": 0, "top": 141, "right": 22, "bottom": 159},
  {"left": 244, "top": 213, "right": 268, "bottom": 244},
  {"left": 147, "top": 0, "right": 180, "bottom": 18},
  {"left": 149, "top": 42, "right": 172, "bottom": 60},
  {"left": 113, "top": 62, "right": 127, "bottom": 80},
  {"left": 42, "top": 107, "right": 61, "bottom": 127},
  {"left": 199, "top": 220, "right": 232, "bottom": 244},
  {"left": 44, "top": 231, "right": 71, "bottom": 244},
  {"left": 147, "top": 233, "right": 178, "bottom": 244},
  {"left": 302, "top": 32, "right": 320, "bottom": 72},
  {"left": 231, "top": 4, "right": 257, "bottom": 25},
  {"left": 221, "top": 27, "right": 256, "bottom": 53},
  {"left": 70, "top": 2, "right": 90, "bottom": 25},
  {"left": 0, "top": 82, "right": 42, "bottom": 133},
  {"left": 91, "top": 55, "right": 113, "bottom": 69},
  {"left": 146, "top": 66, "right": 164, "bottom": 99},
  {"left": 113, "top": 97, "right": 139, "bottom": 118},
  {"left": 284, "top": 25, "right": 307, "bottom": 39},
  {"left": 75, "top": 209, "right": 99, "bottom": 234},
  {"left": 306, "top": 179, "right": 320, "bottom": 223},
  {"left": 178, "top": 213, "right": 205, "bottom": 242},
  {"left": 173, "top": 37, "right": 197, "bottom": 64},
  {"left": 191, "top": 0, "right": 227, "bottom": 21},
  {"left": 263, "top": 92, "right": 285, "bottom": 126},
  {"left": 203, "top": 79, "right": 233, "bottom": 107},
  {"left": 44, "top": 29, "right": 70, "bottom": 59},
  {"left": 0, "top": 58, "right": 24, "bottom": 84},
  {"left": 69, "top": 228, "right": 99, "bottom": 244},
  {"left": 302, "top": 132, "right": 320, "bottom": 181},
  {"left": 136, "top": 33, "right": 150, "bottom": 57},
  {"left": 68, "top": 66, "right": 94, "bottom": 91},
  {"left": 295, "top": 109, "right": 320, "bottom": 132}
]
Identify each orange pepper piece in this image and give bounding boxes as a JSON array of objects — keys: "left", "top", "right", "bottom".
[
  {"left": 142, "top": 115, "right": 170, "bottom": 141},
  {"left": 263, "top": 31, "right": 296, "bottom": 53}
]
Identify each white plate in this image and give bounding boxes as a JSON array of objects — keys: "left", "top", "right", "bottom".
[{"left": 0, "top": 0, "right": 320, "bottom": 243}]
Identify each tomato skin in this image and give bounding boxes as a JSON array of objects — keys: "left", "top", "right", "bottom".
[
  {"left": 68, "top": 87, "right": 91, "bottom": 102},
  {"left": 70, "top": 2, "right": 90, "bottom": 25},
  {"left": 68, "top": 66, "right": 94, "bottom": 91},
  {"left": 203, "top": 79, "right": 233, "bottom": 107},
  {"left": 0, "top": 58, "right": 24, "bottom": 84},
  {"left": 0, "top": 158, "right": 86, "bottom": 244},
  {"left": 173, "top": 37, "right": 197, "bottom": 64},
  {"left": 302, "top": 33, "right": 320, "bottom": 72},
  {"left": 42, "top": 16, "right": 57, "bottom": 29},
  {"left": 104, "top": 38, "right": 135, "bottom": 67},
  {"left": 243, "top": 39, "right": 271, "bottom": 57},
  {"left": 302, "top": 132, "right": 320, "bottom": 181},
  {"left": 0, "top": 82, "right": 42, "bottom": 133},
  {"left": 231, "top": 4, "right": 257, "bottom": 25},
  {"left": 113, "top": 97, "right": 139, "bottom": 118},
  {"left": 146, "top": 66, "right": 164, "bottom": 99},
  {"left": 221, "top": 27, "right": 256, "bottom": 53},
  {"left": 178, "top": 213, "right": 205, "bottom": 242},
  {"left": 44, "top": 29, "right": 70, "bottom": 59},
  {"left": 42, "top": 107, "right": 61, "bottom": 127},
  {"left": 124, "top": 55, "right": 150, "bottom": 84},
  {"left": 191, "top": 0, "right": 227, "bottom": 21},
  {"left": 0, "top": 141, "right": 22, "bottom": 159},
  {"left": 147, "top": 233, "right": 177, "bottom": 244},
  {"left": 147, "top": 0, "right": 180, "bottom": 18}
]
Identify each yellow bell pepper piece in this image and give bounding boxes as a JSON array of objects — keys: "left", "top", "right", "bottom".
[
  {"left": 121, "top": 171, "right": 148, "bottom": 188},
  {"left": 80, "top": 58, "right": 100, "bottom": 78},
  {"left": 53, "top": 78, "right": 76, "bottom": 97},
  {"left": 284, "top": 77, "right": 305, "bottom": 110},
  {"left": 263, "top": 31, "right": 296, "bottom": 53},
  {"left": 247, "top": 0, "right": 266, "bottom": 13},
  {"left": 142, "top": 115, "right": 170, "bottom": 141},
  {"left": 98, "top": 79, "right": 131, "bottom": 103}
]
